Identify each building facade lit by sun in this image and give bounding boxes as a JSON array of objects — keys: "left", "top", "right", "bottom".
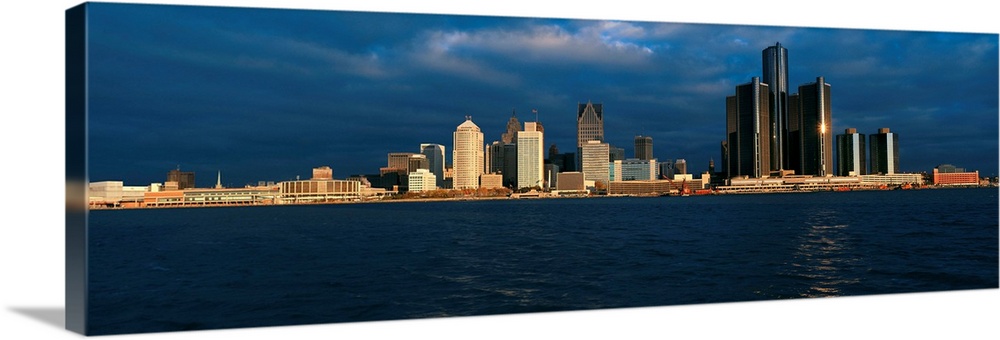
[
  {"left": 517, "top": 121, "right": 544, "bottom": 189},
  {"left": 453, "top": 116, "right": 484, "bottom": 189}
]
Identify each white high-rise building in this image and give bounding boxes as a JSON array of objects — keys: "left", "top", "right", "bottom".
[
  {"left": 420, "top": 143, "right": 446, "bottom": 188},
  {"left": 516, "top": 122, "right": 544, "bottom": 189},
  {"left": 453, "top": 117, "right": 484, "bottom": 189},
  {"left": 581, "top": 140, "right": 610, "bottom": 185}
]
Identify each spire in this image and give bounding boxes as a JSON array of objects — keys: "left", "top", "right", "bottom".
[{"left": 215, "top": 170, "right": 222, "bottom": 189}]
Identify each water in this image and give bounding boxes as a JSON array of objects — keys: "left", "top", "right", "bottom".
[{"left": 86, "top": 188, "right": 999, "bottom": 335}]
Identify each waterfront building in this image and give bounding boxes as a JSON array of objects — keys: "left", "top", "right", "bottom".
[
  {"left": 634, "top": 135, "right": 653, "bottom": 160},
  {"left": 480, "top": 173, "right": 504, "bottom": 189},
  {"left": 88, "top": 181, "right": 148, "bottom": 207},
  {"left": 407, "top": 168, "right": 437, "bottom": 193},
  {"left": 836, "top": 128, "right": 867, "bottom": 176},
  {"left": 312, "top": 166, "right": 333, "bottom": 180},
  {"left": 278, "top": 179, "right": 361, "bottom": 203},
  {"left": 420, "top": 143, "right": 446, "bottom": 188},
  {"left": 859, "top": 173, "right": 922, "bottom": 185},
  {"left": 166, "top": 168, "right": 195, "bottom": 189},
  {"left": 612, "top": 158, "right": 659, "bottom": 181},
  {"left": 725, "top": 77, "right": 772, "bottom": 178},
  {"left": 869, "top": 128, "right": 899, "bottom": 175},
  {"left": 577, "top": 101, "right": 604, "bottom": 148},
  {"left": 517, "top": 122, "right": 544, "bottom": 189},
  {"left": 144, "top": 186, "right": 280, "bottom": 208},
  {"left": 453, "top": 117, "right": 484, "bottom": 189},
  {"left": 933, "top": 164, "right": 980, "bottom": 186},
  {"left": 762, "top": 42, "right": 789, "bottom": 171},
  {"left": 794, "top": 77, "right": 833, "bottom": 176},
  {"left": 555, "top": 172, "right": 586, "bottom": 191},
  {"left": 581, "top": 140, "right": 611, "bottom": 185}
]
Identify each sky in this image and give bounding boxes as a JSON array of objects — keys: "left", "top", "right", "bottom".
[{"left": 82, "top": 2, "right": 999, "bottom": 187}]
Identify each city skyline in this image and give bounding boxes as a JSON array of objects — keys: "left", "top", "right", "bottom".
[{"left": 81, "top": 3, "right": 998, "bottom": 187}]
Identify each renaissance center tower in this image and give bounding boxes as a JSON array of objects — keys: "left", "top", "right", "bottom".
[{"left": 762, "top": 42, "right": 789, "bottom": 171}]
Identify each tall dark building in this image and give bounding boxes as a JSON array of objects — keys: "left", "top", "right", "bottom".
[
  {"left": 762, "top": 42, "right": 789, "bottom": 171},
  {"left": 786, "top": 93, "right": 802, "bottom": 174},
  {"left": 795, "top": 76, "right": 833, "bottom": 176},
  {"left": 502, "top": 143, "right": 518, "bottom": 188},
  {"left": 836, "top": 128, "right": 867, "bottom": 176},
  {"left": 869, "top": 128, "right": 899, "bottom": 174},
  {"left": 577, "top": 101, "right": 604, "bottom": 148},
  {"left": 166, "top": 168, "right": 195, "bottom": 189},
  {"left": 725, "top": 77, "right": 771, "bottom": 178},
  {"left": 501, "top": 110, "right": 520, "bottom": 144},
  {"left": 634, "top": 135, "right": 653, "bottom": 160}
]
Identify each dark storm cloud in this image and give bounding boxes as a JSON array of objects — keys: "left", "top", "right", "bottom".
[{"left": 85, "top": 3, "right": 998, "bottom": 186}]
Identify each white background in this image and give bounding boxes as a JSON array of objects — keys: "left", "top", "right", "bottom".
[{"left": 1, "top": 1, "right": 997, "bottom": 339}]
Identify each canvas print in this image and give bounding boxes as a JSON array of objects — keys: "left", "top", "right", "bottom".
[{"left": 66, "top": 2, "right": 999, "bottom": 336}]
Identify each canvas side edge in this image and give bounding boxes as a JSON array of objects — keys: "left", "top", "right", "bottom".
[{"left": 65, "top": 2, "right": 89, "bottom": 335}]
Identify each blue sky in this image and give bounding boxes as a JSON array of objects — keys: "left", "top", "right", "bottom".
[{"left": 83, "top": 2, "right": 999, "bottom": 187}]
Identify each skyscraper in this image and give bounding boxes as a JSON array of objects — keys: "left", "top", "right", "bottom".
[
  {"left": 453, "top": 116, "right": 484, "bottom": 189},
  {"left": 420, "top": 143, "right": 446, "bottom": 188},
  {"left": 516, "top": 122, "right": 544, "bottom": 189},
  {"left": 796, "top": 76, "right": 833, "bottom": 176},
  {"left": 836, "top": 128, "right": 866, "bottom": 176},
  {"left": 501, "top": 110, "right": 520, "bottom": 144},
  {"left": 577, "top": 101, "right": 604, "bottom": 148},
  {"left": 869, "top": 128, "right": 899, "bottom": 175},
  {"left": 580, "top": 140, "right": 610, "bottom": 185},
  {"left": 725, "top": 77, "right": 771, "bottom": 178},
  {"left": 762, "top": 42, "right": 789, "bottom": 171},
  {"left": 634, "top": 135, "right": 653, "bottom": 160}
]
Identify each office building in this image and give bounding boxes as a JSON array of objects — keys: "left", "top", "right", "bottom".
[
  {"left": 836, "top": 128, "right": 866, "bottom": 176},
  {"left": 387, "top": 152, "right": 417, "bottom": 173},
  {"left": 577, "top": 101, "right": 604, "bottom": 148},
  {"left": 407, "top": 169, "right": 437, "bottom": 193},
  {"left": 166, "top": 168, "right": 196, "bottom": 189},
  {"left": 725, "top": 77, "right": 771, "bottom": 178},
  {"left": 407, "top": 154, "right": 429, "bottom": 173},
  {"left": 479, "top": 173, "right": 504, "bottom": 189},
  {"left": 502, "top": 110, "right": 520, "bottom": 144},
  {"left": 613, "top": 158, "right": 659, "bottom": 181},
  {"left": 869, "top": 128, "right": 899, "bottom": 175},
  {"left": 581, "top": 140, "right": 610, "bottom": 185},
  {"left": 609, "top": 146, "right": 625, "bottom": 162},
  {"left": 674, "top": 159, "right": 687, "bottom": 176},
  {"left": 762, "top": 42, "right": 789, "bottom": 171},
  {"left": 517, "top": 122, "right": 544, "bottom": 189},
  {"left": 795, "top": 77, "right": 833, "bottom": 176},
  {"left": 933, "top": 164, "right": 979, "bottom": 186},
  {"left": 556, "top": 172, "right": 586, "bottom": 191},
  {"left": 420, "top": 143, "right": 446, "bottom": 188},
  {"left": 634, "top": 135, "right": 653, "bottom": 160},
  {"left": 453, "top": 116, "right": 484, "bottom": 189}
]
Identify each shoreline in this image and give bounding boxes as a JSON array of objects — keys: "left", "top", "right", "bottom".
[{"left": 87, "top": 185, "right": 997, "bottom": 211}]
